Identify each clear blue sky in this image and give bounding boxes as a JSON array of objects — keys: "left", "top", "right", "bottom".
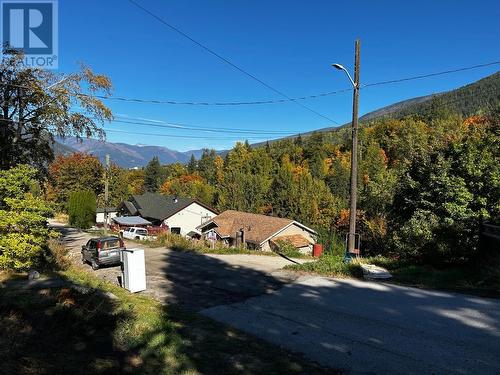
[{"left": 59, "top": 0, "right": 500, "bottom": 151}]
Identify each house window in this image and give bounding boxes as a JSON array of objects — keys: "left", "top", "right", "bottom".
[{"left": 171, "top": 227, "right": 181, "bottom": 234}]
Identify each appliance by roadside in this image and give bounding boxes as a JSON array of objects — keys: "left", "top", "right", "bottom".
[{"left": 120, "top": 248, "right": 146, "bottom": 293}]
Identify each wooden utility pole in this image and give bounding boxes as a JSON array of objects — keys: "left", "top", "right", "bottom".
[
  {"left": 347, "top": 39, "right": 360, "bottom": 254},
  {"left": 104, "top": 154, "right": 110, "bottom": 233}
]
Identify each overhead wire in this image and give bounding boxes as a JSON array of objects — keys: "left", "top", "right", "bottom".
[
  {"left": 103, "top": 128, "right": 275, "bottom": 140},
  {"left": 1, "top": 61, "right": 498, "bottom": 107},
  {"left": 127, "top": 0, "right": 340, "bottom": 124},
  {"left": 110, "top": 117, "right": 297, "bottom": 135}
]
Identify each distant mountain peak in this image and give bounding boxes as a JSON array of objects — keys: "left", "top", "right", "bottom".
[{"left": 55, "top": 136, "right": 206, "bottom": 168}]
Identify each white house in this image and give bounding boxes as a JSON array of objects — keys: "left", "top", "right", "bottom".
[{"left": 118, "top": 193, "right": 217, "bottom": 236}]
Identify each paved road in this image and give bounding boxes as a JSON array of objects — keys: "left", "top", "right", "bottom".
[{"left": 202, "top": 276, "right": 500, "bottom": 374}]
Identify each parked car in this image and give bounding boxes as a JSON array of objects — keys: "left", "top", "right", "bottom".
[
  {"left": 121, "top": 227, "right": 152, "bottom": 241},
  {"left": 81, "top": 236, "right": 125, "bottom": 270}
]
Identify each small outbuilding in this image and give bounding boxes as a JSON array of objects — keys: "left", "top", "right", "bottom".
[{"left": 95, "top": 207, "right": 118, "bottom": 226}]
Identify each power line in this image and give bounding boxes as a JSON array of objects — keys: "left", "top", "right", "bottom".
[
  {"left": 104, "top": 128, "right": 273, "bottom": 140},
  {"left": 5, "top": 85, "right": 497, "bottom": 142},
  {"left": 362, "top": 61, "right": 500, "bottom": 88},
  {"left": 127, "top": 0, "right": 340, "bottom": 125},
  {"left": 84, "top": 87, "right": 353, "bottom": 106},
  {"left": 111, "top": 116, "right": 296, "bottom": 135},
  {"left": 2, "top": 61, "right": 498, "bottom": 107},
  {"left": 0, "top": 115, "right": 276, "bottom": 140},
  {"left": 74, "top": 61, "right": 500, "bottom": 105}
]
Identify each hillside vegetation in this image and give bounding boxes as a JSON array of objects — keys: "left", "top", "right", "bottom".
[{"left": 387, "top": 72, "right": 500, "bottom": 119}]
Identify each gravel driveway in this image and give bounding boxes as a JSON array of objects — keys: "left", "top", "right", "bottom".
[{"left": 54, "top": 221, "right": 307, "bottom": 310}]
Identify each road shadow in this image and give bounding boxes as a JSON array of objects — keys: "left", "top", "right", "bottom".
[{"left": 146, "top": 250, "right": 288, "bottom": 310}]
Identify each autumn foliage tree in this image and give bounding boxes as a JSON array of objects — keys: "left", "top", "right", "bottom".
[
  {"left": 48, "top": 153, "right": 104, "bottom": 209},
  {"left": 0, "top": 49, "right": 113, "bottom": 174},
  {"left": 160, "top": 174, "right": 214, "bottom": 205}
]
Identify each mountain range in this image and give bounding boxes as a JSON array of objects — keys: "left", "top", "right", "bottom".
[
  {"left": 56, "top": 137, "right": 206, "bottom": 168},
  {"left": 56, "top": 71, "right": 499, "bottom": 168}
]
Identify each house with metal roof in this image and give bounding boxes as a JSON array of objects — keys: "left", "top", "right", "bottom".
[
  {"left": 118, "top": 192, "right": 217, "bottom": 236},
  {"left": 197, "top": 210, "right": 317, "bottom": 253}
]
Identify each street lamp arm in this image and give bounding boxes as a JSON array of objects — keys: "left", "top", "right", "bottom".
[
  {"left": 342, "top": 69, "right": 356, "bottom": 88},
  {"left": 333, "top": 64, "right": 356, "bottom": 88}
]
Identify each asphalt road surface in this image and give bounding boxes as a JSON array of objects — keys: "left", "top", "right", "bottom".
[{"left": 202, "top": 276, "right": 500, "bottom": 374}]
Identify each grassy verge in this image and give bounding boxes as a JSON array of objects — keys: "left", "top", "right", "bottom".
[
  {"left": 287, "top": 253, "right": 500, "bottom": 297},
  {"left": 0, "top": 267, "right": 333, "bottom": 374},
  {"left": 52, "top": 212, "right": 69, "bottom": 225}
]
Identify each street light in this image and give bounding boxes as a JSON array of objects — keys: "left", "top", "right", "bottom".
[
  {"left": 332, "top": 39, "right": 361, "bottom": 258},
  {"left": 331, "top": 64, "right": 356, "bottom": 89}
]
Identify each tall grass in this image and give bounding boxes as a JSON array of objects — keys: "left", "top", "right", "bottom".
[{"left": 142, "top": 233, "right": 274, "bottom": 256}]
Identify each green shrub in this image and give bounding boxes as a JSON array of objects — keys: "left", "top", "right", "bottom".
[
  {"left": 273, "top": 240, "right": 303, "bottom": 258},
  {"left": 0, "top": 165, "right": 55, "bottom": 271},
  {"left": 68, "top": 190, "right": 96, "bottom": 229},
  {"left": 288, "top": 254, "right": 363, "bottom": 278}
]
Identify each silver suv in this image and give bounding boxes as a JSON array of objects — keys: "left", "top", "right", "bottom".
[{"left": 81, "top": 236, "right": 125, "bottom": 270}]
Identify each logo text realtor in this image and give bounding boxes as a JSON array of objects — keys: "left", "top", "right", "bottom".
[{"left": 1, "top": 0, "right": 58, "bottom": 68}]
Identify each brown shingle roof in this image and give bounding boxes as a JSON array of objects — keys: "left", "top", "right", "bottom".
[
  {"left": 202, "top": 210, "right": 295, "bottom": 244},
  {"left": 273, "top": 234, "right": 312, "bottom": 248}
]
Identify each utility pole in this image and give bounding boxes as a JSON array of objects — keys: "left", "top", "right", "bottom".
[
  {"left": 347, "top": 39, "right": 361, "bottom": 254},
  {"left": 104, "top": 154, "right": 110, "bottom": 233}
]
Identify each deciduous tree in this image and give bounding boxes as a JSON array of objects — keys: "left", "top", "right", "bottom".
[
  {"left": 48, "top": 153, "right": 104, "bottom": 208},
  {"left": 0, "top": 49, "right": 112, "bottom": 174}
]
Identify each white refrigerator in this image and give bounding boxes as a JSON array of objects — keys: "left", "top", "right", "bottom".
[{"left": 121, "top": 248, "right": 146, "bottom": 293}]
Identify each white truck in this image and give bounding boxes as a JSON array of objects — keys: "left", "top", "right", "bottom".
[{"left": 121, "top": 227, "right": 151, "bottom": 241}]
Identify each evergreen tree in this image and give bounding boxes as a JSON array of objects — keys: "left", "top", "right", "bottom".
[
  {"left": 294, "top": 134, "right": 303, "bottom": 146},
  {"left": 68, "top": 190, "right": 96, "bottom": 229},
  {"left": 244, "top": 140, "right": 252, "bottom": 151},
  {"left": 144, "top": 156, "right": 161, "bottom": 192},
  {"left": 187, "top": 154, "right": 197, "bottom": 174},
  {"left": 198, "top": 149, "right": 217, "bottom": 185}
]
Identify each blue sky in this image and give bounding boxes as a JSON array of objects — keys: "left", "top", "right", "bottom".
[{"left": 58, "top": 0, "right": 500, "bottom": 151}]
